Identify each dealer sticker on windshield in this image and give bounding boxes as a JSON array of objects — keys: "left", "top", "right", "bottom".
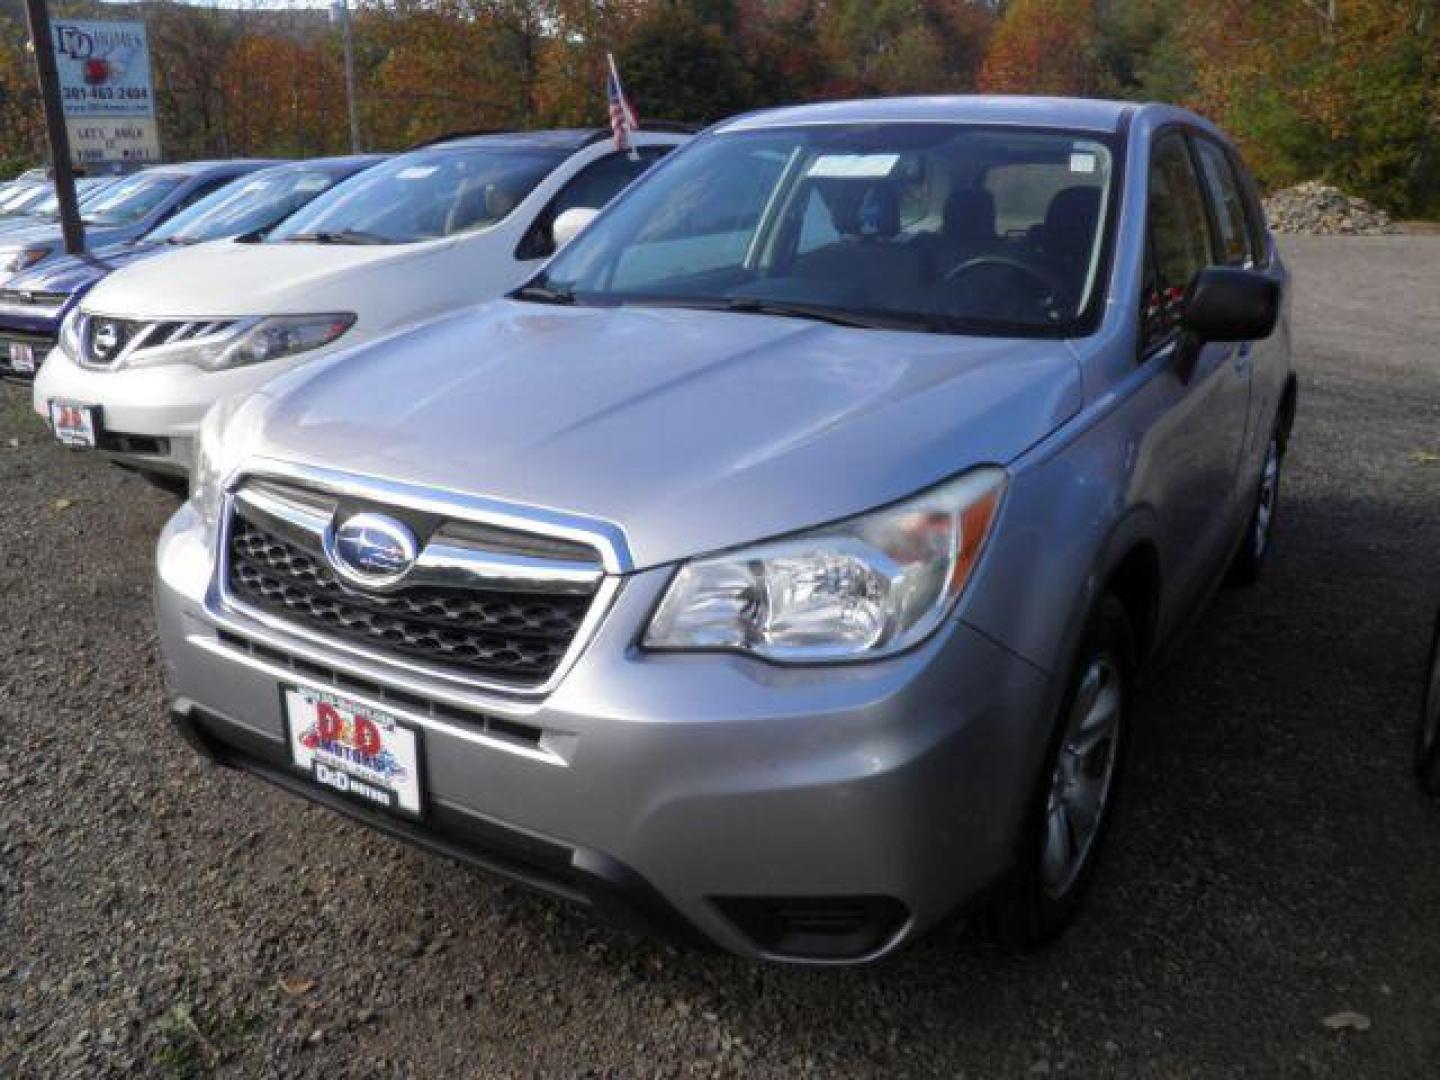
[{"left": 285, "top": 688, "right": 423, "bottom": 818}]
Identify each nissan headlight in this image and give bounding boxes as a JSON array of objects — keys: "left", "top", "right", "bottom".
[
  {"left": 644, "top": 468, "right": 1006, "bottom": 663},
  {"left": 127, "top": 313, "right": 355, "bottom": 371}
]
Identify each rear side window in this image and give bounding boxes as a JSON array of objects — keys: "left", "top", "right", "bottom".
[
  {"left": 1193, "top": 138, "right": 1252, "bottom": 266},
  {"left": 1143, "top": 132, "right": 1215, "bottom": 351}
]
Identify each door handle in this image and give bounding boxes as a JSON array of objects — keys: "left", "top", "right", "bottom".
[{"left": 1234, "top": 342, "right": 1254, "bottom": 373}]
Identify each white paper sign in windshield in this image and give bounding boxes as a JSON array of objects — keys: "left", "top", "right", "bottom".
[{"left": 808, "top": 154, "right": 901, "bottom": 179}]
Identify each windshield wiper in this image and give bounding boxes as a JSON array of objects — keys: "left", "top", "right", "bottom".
[
  {"left": 628, "top": 295, "right": 927, "bottom": 331},
  {"left": 511, "top": 282, "right": 577, "bottom": 305},
  {"left": 722, "top": 297, "right": 918, "bottom": 330},
  {"left": 283, "top": 229, "right": 387, "bottom": 245}
]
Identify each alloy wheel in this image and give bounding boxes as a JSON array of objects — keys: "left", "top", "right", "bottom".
[
  {"left": 1253, "top": 436, "right": 1281, "bottom": 560},
  {"left": 1041, "top": 655, "right": 1124, "bottom": 900},
  {"left": 1421, "top": 637, "right": 1440, "bottom": 766}
]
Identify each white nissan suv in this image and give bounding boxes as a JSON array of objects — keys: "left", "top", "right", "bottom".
[{"left": 34, "top": 128, "right": 688, "bottom": 486}]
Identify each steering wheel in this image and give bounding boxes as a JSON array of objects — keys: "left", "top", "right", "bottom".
[
  {"left": 943, "top": 254, "right": 1069, "bottom": 296},
  {"left": 942, "top": 256, "right": 1072, "bottom": 323}
]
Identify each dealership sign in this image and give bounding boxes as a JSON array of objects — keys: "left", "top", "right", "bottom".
[{"left": 52, "top": 20, "right": 159, "bottom": 163}]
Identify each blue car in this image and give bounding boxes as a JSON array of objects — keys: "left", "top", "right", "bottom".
[
  {"left": 0, "top": 156, "right": 380, "bottom": 381},
  {"left": 0, "top": 160, "right": 278, "bottom": 293}
]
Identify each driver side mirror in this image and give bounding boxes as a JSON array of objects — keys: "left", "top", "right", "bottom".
[
  {"left": 1181, "top": 266, "right": 1279, "bottom": 342},
  {"left": 552, "top": 207, "right": 600, "bottom": 252}
]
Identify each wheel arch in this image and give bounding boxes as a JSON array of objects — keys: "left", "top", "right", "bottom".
[
  {"left": 1277, "top": 374, "right": 1299, "bottom": 451},
  {"left": 1103, "top": 540, "right": 1161, "bottom": 664}
]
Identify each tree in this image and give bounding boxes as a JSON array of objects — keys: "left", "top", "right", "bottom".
[
  {"left": 979, "top": 0, "right": 1102, "bottom": 96},
  {"left": 620, "top": 1, "right": 755, "bottom": 122}
]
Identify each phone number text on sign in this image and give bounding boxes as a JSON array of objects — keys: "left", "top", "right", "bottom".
[{"left": 52, "top": 20, "right": 155, "bottom": 121}]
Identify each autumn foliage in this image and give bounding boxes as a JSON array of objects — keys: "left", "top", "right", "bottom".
[{"left": 1, "top": 0, "right": 1436, "bottom": 216}]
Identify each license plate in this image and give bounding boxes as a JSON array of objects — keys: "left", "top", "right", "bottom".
[
  {"left": 8, "top": 342, "right": 34, "bottom": 374},
  {"left": 48, "top": 400, "right": 98, "bottom": 449},
  {"left": 284, "top": 687, "right": 423, "bottom": 818}
]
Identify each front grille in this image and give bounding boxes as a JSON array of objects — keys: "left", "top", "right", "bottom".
[
  {"left": 0, "top": 288, "right": 68, "bottom": 311},
  {"left": 226, "top": 514, "right": 596, "bottom": 687},
  {"left": 80, "top": 315, "right": 240, "bottom": 368}
]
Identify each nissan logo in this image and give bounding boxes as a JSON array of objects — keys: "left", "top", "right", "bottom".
[
  {"left": 91, "top": 320, "right": 121, "bottom": 359},
  {"left": 326, "top": 513, "right": 419, "bottom": 588}
]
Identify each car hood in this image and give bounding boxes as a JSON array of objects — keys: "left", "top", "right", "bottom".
[
  {"left": 0, "top": 222, "right": 129, "bottom": 251},
  {"left": 6, "top": 243, "right": 159, "bottom": 295},
  {"left": 242, "top": 301, "right": 1082, "bottom": 569},
  {"left": 80, "top": 237, "right": 444, "bottom": 320}
]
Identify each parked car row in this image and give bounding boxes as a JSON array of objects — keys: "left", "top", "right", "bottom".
[
  {"left": 17, "top": 97, "right": 1317, "bottom": 963},
  {"left": 0, "top": 157, "right": 380, "bottom": 389}
]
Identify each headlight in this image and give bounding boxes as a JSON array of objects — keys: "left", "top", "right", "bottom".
[
  {"left": 644, "top": 468, "right": 1006, "bottom": 663},
  {"left": 189, "top": 394, "right": 257, "bottom": 541},
  {"left": 127, "top": 313, "right": 355, "bottom": 371},
  {"left": 1, "top": 246, "right": 49, "bottom": 275}
]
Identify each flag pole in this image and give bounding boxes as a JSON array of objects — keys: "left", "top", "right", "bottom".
[{"left": 606, "top": 52, "right": 640, "bottom": 162}]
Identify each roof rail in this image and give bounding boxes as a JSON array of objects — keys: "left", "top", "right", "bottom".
[
  {"left": 404, "top": 128, "right": 513, "bottom": 150},
  {"left": 636, "top": 120, "right": 704, "bottom": 134},
  {"left": 578, "top": 120, "right": 702, "bottom": 148}
]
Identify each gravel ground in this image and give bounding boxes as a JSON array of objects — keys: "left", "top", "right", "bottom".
[{"left": 3, "top": 236, "right": 1440, "bottom": 1078}]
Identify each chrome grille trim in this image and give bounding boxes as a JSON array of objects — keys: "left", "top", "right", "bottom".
[
  {"left": 0, "top": 289, "right": 67, "bottom": 318},
  {"left": 74, "top": 311, "right": 250, "bottom": 370},
  {"left": 209, "top": 459, "right": 631, "bottom": 699},
  {"left": 234, "top": 480, "right": 604, "bottom": 596}
]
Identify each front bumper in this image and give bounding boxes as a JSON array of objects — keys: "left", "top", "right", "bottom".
[
  {"left": 31, "top": 346, "right": 313, "bottom": 477},
  {"left": 156, "top": 501, "right": 1056, "bottom": 963}
]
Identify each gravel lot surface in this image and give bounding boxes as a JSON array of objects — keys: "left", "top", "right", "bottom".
[{"left": 3, "top": 236, "right": 1440, "bottom": 1078}]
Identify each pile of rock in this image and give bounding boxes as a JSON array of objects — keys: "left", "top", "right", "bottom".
[{"left": 1263, "top": 181, "right": 1395, "bottom": 235}]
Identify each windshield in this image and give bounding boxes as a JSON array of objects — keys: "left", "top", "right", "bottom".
[
  {"left": 0, "top": 185, "right": 51, "bottom": 215},
  {"left": 530, "top": 124, "right": 1118, "bottom": 336},
  {"left": 268, "top": 144, "right": 565, "bottom": 245},
  {"left": 81, "top": 172, "right": 183, "bottom": 226},
  {"left": 147, "top": 166, "right": 349, "bottom": 245},
  {"left": 30, "top": 179, "right": 112, "bottom": 217}
]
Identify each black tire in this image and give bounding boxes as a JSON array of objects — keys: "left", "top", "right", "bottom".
[
  {"left": 1228, "top": 423, "right": 1285, "bottom": 586},
  {"left": 138, "top": 471, "right": 189, "bottom": 500},
  {"left": 1416, "top": 613, "right": 1440, "bottom": 797},
  {"left": 979, "top": 594, "right": 1135, "bottom": 949}
]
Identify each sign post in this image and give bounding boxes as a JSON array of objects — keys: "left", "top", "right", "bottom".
[{"left": 22, "top": 0, "right": 83, "bottom": 254}]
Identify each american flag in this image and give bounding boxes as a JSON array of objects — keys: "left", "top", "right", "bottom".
[{"left": 606, "top": 53, "right": 640, "bottom": 157}]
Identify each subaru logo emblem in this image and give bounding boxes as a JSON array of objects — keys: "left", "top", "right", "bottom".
[
  {"left": 327, "top": 513, "right": 419, "bottom": 587},
  {"left": 91, "top": 320, "right": 121, "bottom": 359}
]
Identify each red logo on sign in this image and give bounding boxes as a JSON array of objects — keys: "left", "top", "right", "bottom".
[{"left": 315, "top": 702, "right": 382, "bottom": 757}]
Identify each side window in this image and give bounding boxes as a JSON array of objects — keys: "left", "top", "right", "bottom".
[
  {"left": 517, "top": 146, "right": 671, "bottom": 261},
  {"left": 1231, "top": 152, "right": 1271, "bottom": 268},
  {"left": 1193, "top": 138, "right": 1252, "bottom": 266},
  {"left": 1143, "top": 133, "right": 1214, "bottom": 351}
]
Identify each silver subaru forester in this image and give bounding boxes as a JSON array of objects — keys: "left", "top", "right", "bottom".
[{"left": 156, "top": 97, "right": 1295, "bottom": 964}]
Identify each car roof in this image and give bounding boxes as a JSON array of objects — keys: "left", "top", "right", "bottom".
[
  {"left": 422, "top": 125, "right": 696, "bottom": 152},
  {"left": 146, "top": 159, "right": 282, "bottom": 178},
  {"left": 716, "top": 95, "right": 1150, "bottom": 136},
  {"left": 254, "top": 154, "right": 387, "bottom": 176}
]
